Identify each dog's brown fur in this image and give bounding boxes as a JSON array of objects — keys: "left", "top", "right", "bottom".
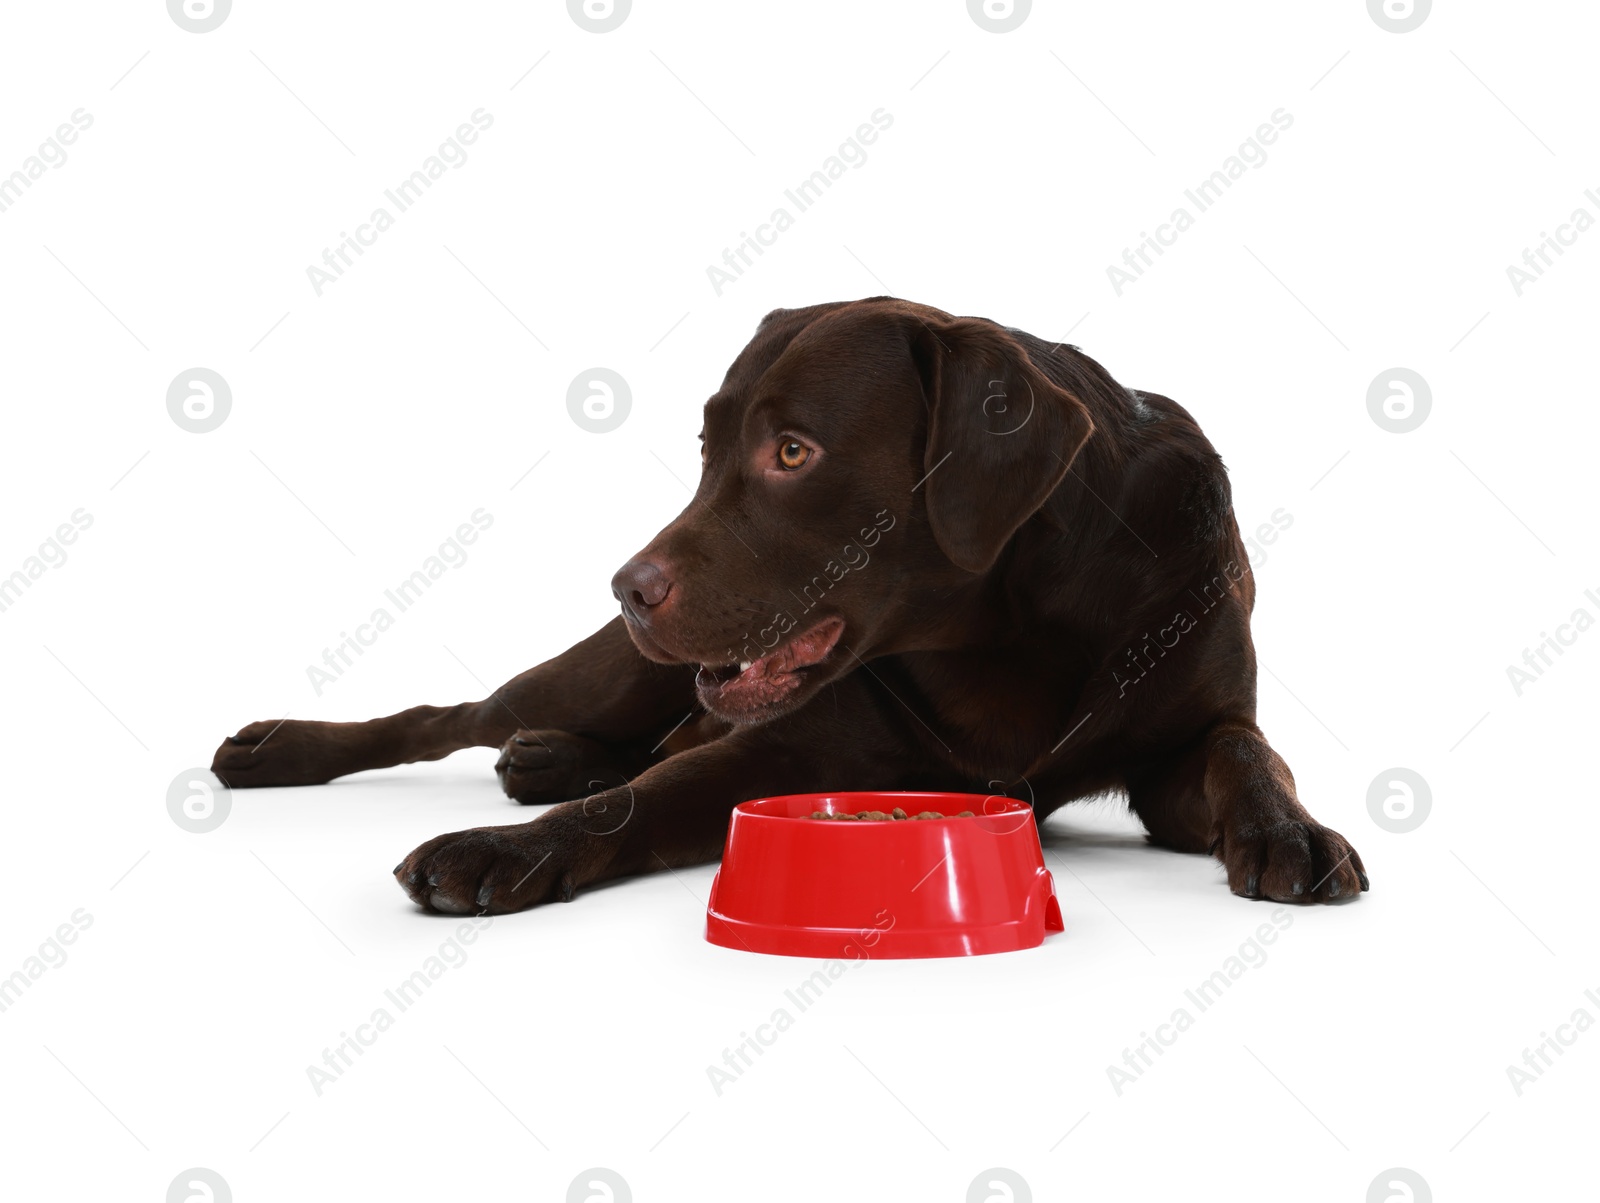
[{"left": 213, "top": 298, "right": 1367, "bottom": 914}]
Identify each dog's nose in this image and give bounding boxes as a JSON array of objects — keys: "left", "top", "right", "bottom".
[{"left": 611, "top": 558, "right": 673, "bottom": 625}]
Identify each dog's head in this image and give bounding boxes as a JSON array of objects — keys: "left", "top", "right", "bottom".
[{"left": 611, "top": 297, "right": 1094, "bottom": 724}]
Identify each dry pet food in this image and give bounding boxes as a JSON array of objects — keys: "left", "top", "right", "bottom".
[{"left": 808, "top": 809, "right": 975, "bottom": 820}]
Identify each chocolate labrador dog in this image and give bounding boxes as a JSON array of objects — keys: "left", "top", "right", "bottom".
[{"left": 212, "top": 297, "right": 1367, "bottom": 914}]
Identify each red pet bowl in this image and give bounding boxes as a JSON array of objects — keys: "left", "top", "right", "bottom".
[{"left": 705, "top": 791, "right": 1063, "bottom": 959}]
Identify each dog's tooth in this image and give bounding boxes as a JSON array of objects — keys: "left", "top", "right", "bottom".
[{"left": 739, "top": 660, "right": 752, "bottom": 672}]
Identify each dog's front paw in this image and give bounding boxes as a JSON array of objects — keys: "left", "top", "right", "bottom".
[
  {"left": 1220, "top": 819, "right": 1368, "bottom": 904},
  {"left": 211, "top": 719, "right": 351, "bottom": 787},
  {"left": 394, "top": 797, "right": 632, "bottom": 914}
]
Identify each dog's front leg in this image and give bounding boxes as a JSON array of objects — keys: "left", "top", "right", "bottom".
[
  {"left": 212, "top": 617, "right": 694, "bottom": 789},
  {"left": 393, "top": 681, "right": 923, "bottom": 914}
]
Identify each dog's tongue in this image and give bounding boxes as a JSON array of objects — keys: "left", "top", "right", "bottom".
[
  {"left": 758, "top": 616, "right": 845, "bottom": 676},
  {"left": 697, "top": 617, "right": 845, "bottom": 714}
]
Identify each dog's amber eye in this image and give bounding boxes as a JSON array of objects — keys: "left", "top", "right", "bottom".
[{"left": 778, "top": 440, "right": 812, "bottom": 470}]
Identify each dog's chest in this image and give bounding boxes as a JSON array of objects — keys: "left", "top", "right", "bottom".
[{"left": 891, "top": 647, "right": 1083, "bottom": 778}]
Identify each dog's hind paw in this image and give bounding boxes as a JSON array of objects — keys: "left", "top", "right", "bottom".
[
  {"left": 494, "top": 729, "right": 631, "bottom": 805},
  {"left": 1220, "top": 819, "right": 1368, "bottom": 904}
]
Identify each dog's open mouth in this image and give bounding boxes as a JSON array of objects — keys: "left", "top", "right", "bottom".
[{"left": 694, "top": 616, "right": 846, "bottom": 719}]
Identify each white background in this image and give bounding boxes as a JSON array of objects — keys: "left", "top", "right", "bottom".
[{"left": 1, "top": 1, "right": 1596, "bottom": 1200}]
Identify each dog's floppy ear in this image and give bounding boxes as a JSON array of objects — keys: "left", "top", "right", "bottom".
[{"left": 911, "top": 318, "right": 1094, "bottom": 573}]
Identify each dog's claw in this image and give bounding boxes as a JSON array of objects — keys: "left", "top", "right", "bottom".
[
  {"left": 1358, "top": 871, "right": 1370, "bottom": 891},
  {"left": 1220, "top": 817, "right": 1363, "bottom": 905},
  {"left": 476, "top": 885, "right": 494, "bottom": 906}
]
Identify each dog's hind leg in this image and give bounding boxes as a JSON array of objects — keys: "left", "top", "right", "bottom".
[
  {"left": 1126, "top": 719, "right": 1367, "bottom": 904},
  {"left": 493, "top": 712, "right": 727, "bottom": 805}
]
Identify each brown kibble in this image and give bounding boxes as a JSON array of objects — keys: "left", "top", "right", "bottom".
[{"left": 810, "top": 807, "right": 966, "bottom": 822}]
